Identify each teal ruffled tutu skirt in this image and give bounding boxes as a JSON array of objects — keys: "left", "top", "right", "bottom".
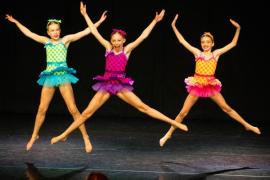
[{"left": 37, "top": 66, "right": 78, "bottom": 87}]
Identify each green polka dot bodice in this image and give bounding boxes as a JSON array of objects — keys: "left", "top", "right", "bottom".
[{"left": 44, "top": 40, "right": 68, "bottom": 75}]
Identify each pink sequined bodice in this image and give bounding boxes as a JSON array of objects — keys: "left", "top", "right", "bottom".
[{"left": 105, "top": 50, "right": 128, "bottom": 74}]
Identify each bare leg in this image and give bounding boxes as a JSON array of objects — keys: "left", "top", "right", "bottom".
[
  {"left": 116, "top": 90, "right": 188, "bottom": 131},
  {"left": 26, "top": 87, "right": 56, "bottom": 151},
  {"left": 59, "top": 84, "right": 92, "bottom": 153},
  {"left": 159, "top": 94, "right": 198, "bottom": 147},
  {"left": 51, "top": 91, "right": 110, "bottom": 144},
  {"left": 210, "top": 93, "right": 261, "bottom": 135}
]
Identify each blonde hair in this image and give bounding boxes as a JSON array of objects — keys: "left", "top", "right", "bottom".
[
  {"left": 46, "top": 19, "right": 61, "bottom": 30},
  {"left": 201, "top": 32, "right": 214, "bottom": 42}
]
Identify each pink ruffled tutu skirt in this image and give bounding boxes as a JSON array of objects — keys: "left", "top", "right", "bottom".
[
  {"left": 184, "top": 74, "right": 222, "bottom": 97},
  {"left": 92, "top": 71, "right": 134, "bottom": 94}
]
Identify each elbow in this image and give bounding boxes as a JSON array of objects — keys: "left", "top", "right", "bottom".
[
  {"left": 85, "top": 28, "right": 91, "bottom": 34},
  {"left": 142, "top": 36, "right": 148, "bottom": 40},
  {"left": 231, "top": 42, "right": 237, "bottom": 48},
  {"left": 25, "top": 34, "right": 32, "bottom": 39},
  {"left": 140, "top": 34, "right": 148, "bottom": 40}
]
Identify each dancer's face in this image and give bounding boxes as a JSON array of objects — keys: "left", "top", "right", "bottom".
[
  {"left": 47, "top": 23, "right": 61, "bottom": 41},
  {"left": 110, "top": 32, "right": 126, "bottom": 49},
  {"left": 200, "top": 36, "right": 214, "bottom": 52}
]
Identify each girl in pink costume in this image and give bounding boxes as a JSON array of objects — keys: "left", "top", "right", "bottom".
[
  {"left": 159, "top": 14, "right": 261, "bottom": 147},
  {"left": 6, "top": 10, "right": 107, "bottom": 153},
  {"left": 51, "top": 2, "right": 188, "bottom": 147}
]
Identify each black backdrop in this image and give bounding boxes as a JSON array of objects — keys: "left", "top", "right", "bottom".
[{"left": 0, "top": 0, "right": 268, "bottom": 122}]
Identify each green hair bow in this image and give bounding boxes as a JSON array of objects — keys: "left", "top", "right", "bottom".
[{"left": 47, "top": 19, "right": 62, "bottom": 23}]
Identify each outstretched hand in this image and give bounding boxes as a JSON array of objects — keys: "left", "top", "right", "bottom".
[
  {"left": 171, "top": 14, "right": 179, "bottom": 27},
  {"left": 154, "top": 9, "right": 165, "bottom": 22},
  {"left": 99, "top": 10, "right": 108, "bottom": 23},
  {"left": 80, "top": 1, "right": 87, "bottom": 16},
  {"left": 5, "top": 14, "right": 17, "bottom": 23},
  {"left": 230, "top": 19, "right": 241, "bottom": 29}
]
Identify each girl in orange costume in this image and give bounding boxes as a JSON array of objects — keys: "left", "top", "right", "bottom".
[{"left": 159, "top": 14, "right": 261, "bottom": 147}]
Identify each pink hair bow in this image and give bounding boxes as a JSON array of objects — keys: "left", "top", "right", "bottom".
[{"left": 111, "top": 28, "right": 127, "bottom": 38}]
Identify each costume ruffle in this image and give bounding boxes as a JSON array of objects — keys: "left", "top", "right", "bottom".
[
  {"left": 184, "top": 76, "right": 222, "bottom": 97},
  {"left": 92, "top": 74, "right": 134, "bottom": 94},
  {"left": 37, "top": 66, "right": 78, "bottom": 87}
]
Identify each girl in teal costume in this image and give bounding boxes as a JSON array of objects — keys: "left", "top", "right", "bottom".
[{"left": 5, "top": 11, "right": 107, "bottom": 153}]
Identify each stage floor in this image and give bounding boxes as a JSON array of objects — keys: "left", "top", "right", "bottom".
[{"left": 0, "top": 114, "right": 269, "bottom": 179}]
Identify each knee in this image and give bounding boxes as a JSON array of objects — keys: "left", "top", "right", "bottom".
[
  {"left": 37, "top": 105, "right": 48, "bottom": 115},
  {"left": 67, "top": 105, "right": 79, "bottom": 116},
  {"left": 177, "top": 111, "right": 188, "bottom": 119},
  {"left": 81, "top": 110, "right": 93, "bottom": 119},
  {"left": 137, "top": 103, "right": 151, "bottom": 113},
  {"left": 221, "top": 106, "right": 233, "bottom": 114}
]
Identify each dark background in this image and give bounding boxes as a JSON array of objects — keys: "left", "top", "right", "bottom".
[{"left": 0, "top": 0, "right": 268, "bottom": 123}]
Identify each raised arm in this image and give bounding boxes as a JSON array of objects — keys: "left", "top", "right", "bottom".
[
  {"left": 5, "top": 14, "right": 49, "bottom": 44},
  {"left": 171, "top": 14, "right": 200, "bottom": 56},
  {"left": 80, "top": 2, "right": 111, "bottom": 50},
  {"left": 124, "top": 9, "right": 165, "bottom": 54},
  {"left": 62, "top": 10, "right": 108, "bottom": 45},
  {"left": 213, "top": 19, "right": 241, "bottom": 57}
]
